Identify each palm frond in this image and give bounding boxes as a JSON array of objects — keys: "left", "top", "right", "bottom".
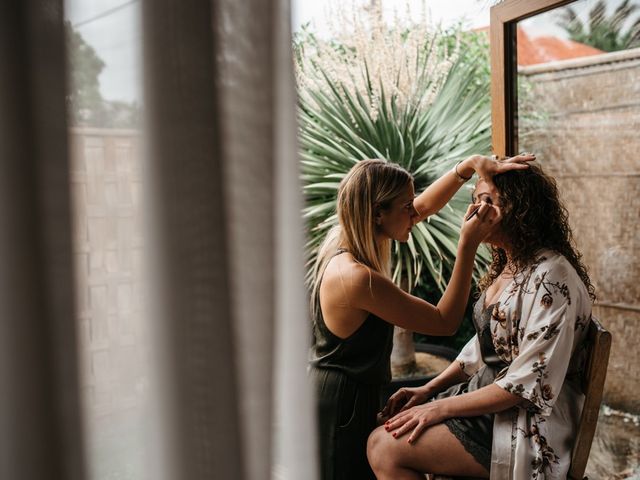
[
  {"left": 557, "top": 0, "right": 640, "bottom": 51},
  {"left": 611, "top": 0, "right": 638, "bottom": 30},
  {"left": 589, "top": 1, "right": 607, "bottom": 31}
]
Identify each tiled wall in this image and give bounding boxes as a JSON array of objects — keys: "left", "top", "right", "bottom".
[{"left": 69, "top": 128, "right": 146, "bottom": 419}]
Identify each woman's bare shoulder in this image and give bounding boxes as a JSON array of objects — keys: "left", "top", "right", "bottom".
[
  {"left": 321, "top": 253, "right": 377, "bottom": 292},
  {"left": 322, "top": 252, "right": 369, "bottom": 286}
]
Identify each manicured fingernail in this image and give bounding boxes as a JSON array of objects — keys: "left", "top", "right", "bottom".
[{"left": 392, "top": 432, "right": 397, "bottom": 437}]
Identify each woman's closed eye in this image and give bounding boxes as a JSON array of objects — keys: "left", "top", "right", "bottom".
[{"left": 472, "top": 194, "right": 493, "bottom": 205}]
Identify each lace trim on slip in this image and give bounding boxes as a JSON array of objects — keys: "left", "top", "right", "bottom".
[{"left": 443, "top": 418, "right": 492, "bottom": 472}]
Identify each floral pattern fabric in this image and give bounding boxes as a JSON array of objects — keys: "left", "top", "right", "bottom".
[{"left": 457, "top": 251, "right": 591, "bottom": 480}]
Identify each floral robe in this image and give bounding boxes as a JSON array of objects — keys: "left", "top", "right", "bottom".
[{"left": 457, "top": 250, "right": 592, "bottom": 479}]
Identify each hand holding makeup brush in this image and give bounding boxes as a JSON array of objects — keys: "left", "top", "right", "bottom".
[{"left": 459, "top": 201, "right": 502, "bottom": 248}]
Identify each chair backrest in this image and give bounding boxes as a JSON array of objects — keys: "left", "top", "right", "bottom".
[{"left": 568, "top": 316, "right": 612, "bottom": 480}]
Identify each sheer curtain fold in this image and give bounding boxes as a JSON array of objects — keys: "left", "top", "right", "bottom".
[
  {"left": 0, "top": 2, "right": 85, "bottom": 480},
  {"left": 215, "top": 0, "right": 276, "bottom": 478},
  {"left": 144, "top": 0, "right": 315, "bottom": 477},
  {"left": 142, "top": 0, "right": 245, "bottom": 478},
  {"left": 215, "top": 0, "right": 317, "bottom": 476},
  {"left": 272, "top": 0, "right": 318, "bottom": 477}
]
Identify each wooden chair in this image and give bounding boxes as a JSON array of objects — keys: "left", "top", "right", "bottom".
[{"left": 568, "top": 316, "right": 612, "bottom": 480}]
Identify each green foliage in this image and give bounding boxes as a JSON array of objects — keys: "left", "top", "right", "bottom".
[
  {"left": 441, "top": 24, "right": 491, "bottom": 80},
  {"left": 65, "top": 21, "right": 105, "bottom": 123},
  {"left": 556, "top": 0, "right": 640, "bottom": 52},
  {"left": 297, "top": 27, "right": 493, "bottom": 293},
  {"left": 65, "top": 22, "right": 141, "bottom": 128}
]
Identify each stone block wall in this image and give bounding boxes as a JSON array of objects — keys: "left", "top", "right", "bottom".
[
  {"left": 68, "top": 127, "right": 146, "bottom": 419},
  {"left": 520, "top": 49, "right": 640, "bottom": 412}
]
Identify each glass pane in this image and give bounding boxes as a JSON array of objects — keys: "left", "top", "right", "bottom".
[
  {"left": 64, "top": 1, "right": 148, "bottom": 479},
  {"left": 517, "top": 1, "right": 640, "bottom": 477}
]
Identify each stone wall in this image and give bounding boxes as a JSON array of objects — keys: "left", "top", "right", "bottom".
[
  {"left": 519, "top": 48, "right": 640, "bottom": 412},
  {"left": 68, "top": 127, "right": 146, "bottom": 419}
]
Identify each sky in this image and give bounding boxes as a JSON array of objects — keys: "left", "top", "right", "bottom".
[
  {"left": 65, "top": 0, "right": 142, "bottom": 103},
  {"left": 64, "top": 0, "right": 635, "bottom": 103},
  {"left": 292, "top": 0, "right": 494, "bottom": 34}
]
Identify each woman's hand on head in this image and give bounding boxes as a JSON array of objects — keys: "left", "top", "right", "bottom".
[
  {"left": 459, "top": 201, "right": 502, "bottom": 248},
  {"left": 383, "top": 401, "right": 450, "bottom": 444},
  {"left": 468, "top": 152, "right": 536, "bottom": 182}
]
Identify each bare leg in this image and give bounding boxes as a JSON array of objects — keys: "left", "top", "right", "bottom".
[{"left": 367, "top": 423, "right": 489, "bottom": 479}]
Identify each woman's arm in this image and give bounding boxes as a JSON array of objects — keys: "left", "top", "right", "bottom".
[
  {"left": 413, "top": 155, "right": 479, "bottom": 220},
  {"left": 413, "top": 154, "right": 535, "bottom": 221},
  {"left": 384, "top": 384, "right": 523, "bottom": 444},
  {"left": 349, "top": 233, "right": 476, "bottom": 335},
  {"left": 438, "top": 383, "right": 522, "bottom": 418},
  {"left": 421, "top": 361, "right": 470, "bottom": 399},
  {"left": 351, "top": 203, "right": 500, "bottom": 335}
]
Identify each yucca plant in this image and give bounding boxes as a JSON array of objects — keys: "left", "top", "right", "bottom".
[{"left": 295, "top": 5, "right": 492, "bottom": 373}]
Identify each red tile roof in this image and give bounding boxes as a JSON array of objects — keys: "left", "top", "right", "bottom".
[
  {"left": 473, "top": 26, "right": 604, "bottom": 66},
  {"left": 516, "top": 27, "right": 603, "bottom": 65}
]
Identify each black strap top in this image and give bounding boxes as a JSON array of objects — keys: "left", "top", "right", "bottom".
[
  {"left": 473, "top": 291, "right": 509, "bottom": 369},
  {"left": 309, "top": 250, "right": 394, "bottom": 385}
]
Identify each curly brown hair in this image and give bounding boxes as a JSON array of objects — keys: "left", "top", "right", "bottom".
[{"left": 478, "top": 164, "right": 596, "bottom": 301}]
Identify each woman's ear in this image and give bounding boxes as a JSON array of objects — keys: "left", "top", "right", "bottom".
[{"left": 373, "top": 203, "right": 382, "bottom": 225}]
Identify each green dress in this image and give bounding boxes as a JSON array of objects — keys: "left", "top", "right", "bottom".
[{"left": 309, "top": 250, "right": 394, "bottom": 480}]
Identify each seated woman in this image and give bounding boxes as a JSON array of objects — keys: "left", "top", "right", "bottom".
[{"left": 368, "top": 164, "right": 595, "bottom": 479}]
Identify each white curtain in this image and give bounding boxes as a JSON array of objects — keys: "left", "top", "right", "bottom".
[
  {"left": 0, "top": 2, "right": 86, "bottom": 479},
  {"left": 143, "top": 0, "right": 316, "bottom": 478},
  {"left": 271, "top": 0, "right": 319, "bottom": 477},
  {"left": 0, "top": 0, "right": 316, "bottom": 479}
]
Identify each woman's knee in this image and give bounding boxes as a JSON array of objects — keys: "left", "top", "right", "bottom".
[
  {"left": 367, "top": 425, "right": 392, "bottom": 471},
  {"left": 367, "top": 427, "right": 399, "bottom": 473}
]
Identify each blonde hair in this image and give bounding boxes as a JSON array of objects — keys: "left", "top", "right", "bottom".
[{"left": 310, "top": 159, "right": 413, "bottom": 314}]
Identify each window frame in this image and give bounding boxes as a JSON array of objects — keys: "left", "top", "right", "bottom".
[{"left": 489, "top": 0, "right": 579, "bottom": 156}]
